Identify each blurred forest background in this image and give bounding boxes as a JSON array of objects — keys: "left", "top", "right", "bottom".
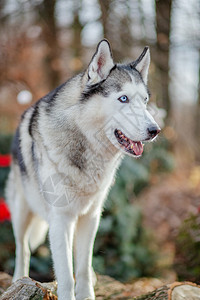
[{"left": 0, "top": 0, "right": 200, "bottom": 286}]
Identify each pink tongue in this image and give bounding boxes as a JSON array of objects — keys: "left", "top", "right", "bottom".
[{"left": 131, "top": 141, "right": 143, "bottom": 156}]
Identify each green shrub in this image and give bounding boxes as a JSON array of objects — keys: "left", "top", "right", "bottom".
[
  {"left": 0, "top": 134, "right": 12, "bottom": 197},
  {"left": 93, "top": 137, "right": 175, "bottom": 281},
  {"left": 94, "top": 203, "right": 157, "bottom": 281},
  {"left": 174, "top": 213, "right": 200, "bottom": 283},
  {"left": 0, "top": 221, "right": 15, "bottom": 273},
  {"left": 0, "top": 134, "right": 13, "bottom": 154}
]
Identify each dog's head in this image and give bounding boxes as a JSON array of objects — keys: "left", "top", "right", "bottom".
[{"left": 81, "top": 39, "right": 160, "bottom": 158}]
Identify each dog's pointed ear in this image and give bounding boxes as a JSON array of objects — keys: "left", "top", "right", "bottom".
[
  {"left": 132, "top": 47, "right": 150, "bottom": 84},
  {"left": 87, "top": 39, "right": 114, "bottom": 85}
]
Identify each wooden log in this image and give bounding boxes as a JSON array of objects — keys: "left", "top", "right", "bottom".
[
  {"left": 133, "top": 282, "right": 200, "bottom": 300},
  {"left": 0, "top": 276, "right": 57, "bottom": 300},
  {"left": 0, "top": 272, "right": 200, "bottom": 300}
]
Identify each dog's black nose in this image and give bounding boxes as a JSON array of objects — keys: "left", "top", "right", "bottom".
[{"left": 147, "top": 126, "right": 161, "bottom": 138}]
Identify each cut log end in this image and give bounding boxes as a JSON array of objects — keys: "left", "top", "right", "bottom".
[
  {"left": 0, "top": 275, "right": 57, "bottom": 300},
  {"left": 134, "top": 281, "right": 200, "bottom": 300}
]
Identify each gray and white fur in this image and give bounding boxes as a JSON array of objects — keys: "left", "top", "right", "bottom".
[{"left": 6, "top": 39, "right": 160, "bottom": 300}]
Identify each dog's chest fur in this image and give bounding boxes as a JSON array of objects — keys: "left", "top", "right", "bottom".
[{"left": 40, "top": 124, "right": 122, "bottom": 213}]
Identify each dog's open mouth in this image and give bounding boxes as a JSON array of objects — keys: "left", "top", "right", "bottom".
[{"left": 114, "top": 129, "right": 143, "bottom": 157}]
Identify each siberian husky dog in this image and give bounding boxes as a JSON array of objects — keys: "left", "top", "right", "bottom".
[{"left": 6, "top": 39, "right": 160, "bottom": 300}]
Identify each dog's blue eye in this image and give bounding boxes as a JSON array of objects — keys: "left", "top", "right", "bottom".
[{"left": 118, "top": 95, "right": 129, "bottom": 103}]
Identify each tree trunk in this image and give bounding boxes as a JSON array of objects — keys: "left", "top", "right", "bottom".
[
  {"left": 70, "top": 0, "right": 83, "bottom": 72},
  {"left": 195, "top": 54, "right": 200, "bottom": 162},
  {"left": 38, "top": 0, "right": 60, "bottom": 90},
  {"left": 98, "top": 0, "right": 110, "bottom": 39},
  {"left": 98, "top": 0, "right": 133, "bottom": 61},
  {"left": 155, "top": 0, "right": 172, "bottom": 121}
]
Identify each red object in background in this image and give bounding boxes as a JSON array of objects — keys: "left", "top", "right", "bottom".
[
  {"left": 0, "top": 154, "right": 11, "bottom": 221},
  {"left": 0, "top": 199, "right": 11, "bottom": 222},
  {"left": 0, "top": 154, "right": 11, "bottom": 167}
]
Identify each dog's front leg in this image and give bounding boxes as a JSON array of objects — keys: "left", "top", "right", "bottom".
[
  {"left": 74, "top": 211, "right": 101, "bottom": 300},
  {"left": 49, "top": 213, "right": 76, "bottom": 300}
]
